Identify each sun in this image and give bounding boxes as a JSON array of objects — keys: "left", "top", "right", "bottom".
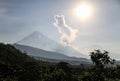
[{"left": 76, "top": 3, "right": 92, "bottom": 20}]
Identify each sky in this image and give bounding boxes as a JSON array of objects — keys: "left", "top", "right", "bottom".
[{"left": 0, "top": 0, "right": 120, "bottom": 59}]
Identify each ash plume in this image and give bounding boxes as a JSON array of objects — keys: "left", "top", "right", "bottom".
[{"left": 53, "top": 15, "right": 78, "bottom": 46}]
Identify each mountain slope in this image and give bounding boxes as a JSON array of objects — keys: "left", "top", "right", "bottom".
[
  {"left": 16, "top": 31, "right": 85, "bottom": 57},
  {"left": 13, "top": 44, "right": 91, "bottom": 63},
  {"left": 17, "top": 31, "right": 58, "bottom": 51},
  {"left": 13, "top": 43, "right": 70, "bottom": 60},
  {"left": 0, "top": 43, "right": 35, "bottom": 64}
]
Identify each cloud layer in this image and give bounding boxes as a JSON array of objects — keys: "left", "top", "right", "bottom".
[
  {"left": 53, "top": 15, "right": 78, "bottom": 46},
  {"left": 0, "top": 8, "right": 7, "bottom": 17}
]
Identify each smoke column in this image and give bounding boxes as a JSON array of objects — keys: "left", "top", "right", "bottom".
[{"left": 53, "top": 15, "right": 78, "bottom": 46}]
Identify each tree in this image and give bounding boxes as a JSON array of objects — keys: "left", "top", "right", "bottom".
[
  {"left": 90, "top": 50, "right": 115, "bottom": 69},
  {"left": 79, "top": 50, "right": 116, "bottom": 81}
]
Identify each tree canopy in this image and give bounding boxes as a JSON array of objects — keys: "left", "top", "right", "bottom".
[
  {"left": 0, "top": 43, "right": 120, "bottom": 81},
  {"left": 90, "top": 50, "right": 115, "bottom": 68}
]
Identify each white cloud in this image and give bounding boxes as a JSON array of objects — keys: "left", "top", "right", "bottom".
[{"left": 53, "top": 15, "right": 78, "bottom": 46}]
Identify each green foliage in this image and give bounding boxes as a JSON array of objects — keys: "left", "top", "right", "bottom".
[
  {"left": 0, "top": 43, "right": 36, "bottom": 64},
  {"left": 90, "top": 50, "right": 115, "bottom": 68},
  {"left": 0, "top": 43, "right": 120, "bottom": 81},
  {"left": 79, "top": 50, "right": 117, "bottom": 81},
  {"left": 78, "top": 72, "right": 106, "bottom": 81}
]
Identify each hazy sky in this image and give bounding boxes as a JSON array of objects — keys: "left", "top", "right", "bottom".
[{"left": 0, "top": 0, "right": 120, "bottom": 59}]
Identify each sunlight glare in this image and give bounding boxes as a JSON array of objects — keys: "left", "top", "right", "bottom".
[{"left": 76, "top": 3, "right": 93, "bottom": 21}]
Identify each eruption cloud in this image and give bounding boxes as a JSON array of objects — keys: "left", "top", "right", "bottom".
[{"left": 53, "top": 15, "right": 78, "bottom": 46}]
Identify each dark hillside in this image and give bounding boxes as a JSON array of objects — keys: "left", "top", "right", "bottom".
[
  {"left": 0, "top": 43, "right": 35, "bottom": 64},
  {"left": 0, "top": 43, "right": 120, "bottom": 81}
]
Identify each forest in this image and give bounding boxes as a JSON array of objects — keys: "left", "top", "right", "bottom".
[{"left": 0, "top": 43, "right": 120, "bottom": 81}]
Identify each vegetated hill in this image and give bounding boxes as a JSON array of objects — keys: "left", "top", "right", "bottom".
[
  {"left": 0, "top": 43, "right": 61, "bottom": 81},
  {"left": 0, "top": 43, "right": 120, "bottom": 81},
  {"left": 0, "top": 43, "right": 90, "bottom": 81},
  {"left": 0, "top": 43, "right": 35, "bottom": 64},
  {"left": 16, "top": 31, "right": 86, "bottom": 58},
  {"left": 13, "top": 44, "right": 91, "bottom": 64}
]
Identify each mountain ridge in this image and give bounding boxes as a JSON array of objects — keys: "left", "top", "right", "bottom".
[{"left": 13, "top": 43, "right": 91, "bottom": 63}]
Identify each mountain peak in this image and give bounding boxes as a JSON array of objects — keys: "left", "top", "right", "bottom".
[
  {"left": 30, "top": 31, "right": 44, "bottom": 37},
  {"left": 16, "top": 31, "right": 86, "bottom": 58},
  {"left": 16, "top": 31, "right": 57, "bottom": 51},
  {"left": 32, "top": 31, "right": 42, "bottom": 35}
]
